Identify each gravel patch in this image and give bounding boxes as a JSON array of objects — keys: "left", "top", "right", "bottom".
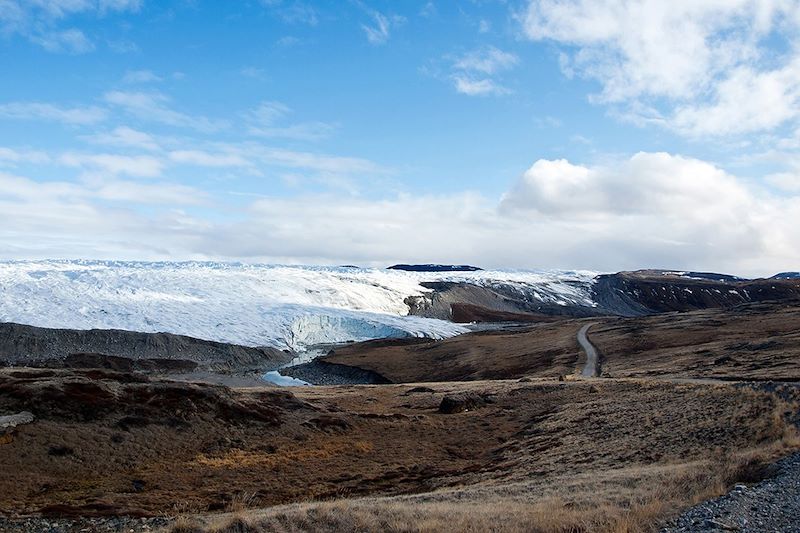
[
  {"left": 281, "top": 360, "right": 391, "bottom": 385},
  {"left": 0, "top": 516, "right": 169, "bottom": 532},
  {"left": 662, "top": 452, "right": 800, "bottom": 532}
]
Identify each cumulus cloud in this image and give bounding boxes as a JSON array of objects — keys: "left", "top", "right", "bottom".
[
  {"left": 500, "top": 152, "right": 800, "bottom": 274},
  {"left": 521, "top": 0, "right": 800, "bottom": 137},
  {"left": 1, "top": 148, "right": 798, "bottom": 277}
]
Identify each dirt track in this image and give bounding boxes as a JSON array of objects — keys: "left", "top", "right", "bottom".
[{"left": 578, "top": 324, "right": 600, "bottom": 377}]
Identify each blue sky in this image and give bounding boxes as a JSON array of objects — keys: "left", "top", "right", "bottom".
[{"left": 1, "top": 1, "right": 799, "bottom": 276}]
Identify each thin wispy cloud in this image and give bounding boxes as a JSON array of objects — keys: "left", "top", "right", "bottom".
[
  {"left": 103, "top": 91, "right": 227, "bottom": 132},
  {"left": 83, "top": 126, "right": 162, "bottom": 152},
  {"left": 0, "top": 0, "right": 141, "bottom": 53},
  {"left": 260, "top": 0, "right": 318, "bottom": 26},
  {"left": 0, "top": 102, "right": 108, "bottom": 125},
  {"left": 452, "top": 76, "right": 510, "bottom": 97},
  {"left": 245, "top": 101, "right": 335, "bottom": 141},
  {"left": 449, "top": 46, "right": 519, "bottom": 96},
  {"left": 122, "top": 70, "right": 163, "bottom": 84},
  {"left": 361, "top": 10, "right": 405, "bottom": 45},
  {"left": 30, "top": 28, "right": 94, "bottom": 54},
  {"left": 60, "top": 152, "right": 164, "bottom": 178}
]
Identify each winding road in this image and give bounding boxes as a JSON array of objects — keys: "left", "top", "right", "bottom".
[{"left": 578, "top": 323, "right": 600, "bottom": 377}]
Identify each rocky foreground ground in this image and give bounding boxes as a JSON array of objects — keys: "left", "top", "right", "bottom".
[{"left": 663, "top": 452, "right": 800, "bottom": 532}]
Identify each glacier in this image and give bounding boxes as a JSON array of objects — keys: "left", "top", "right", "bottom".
[{"left": 0, "top": 261, "right": 598, "bottom": 351}]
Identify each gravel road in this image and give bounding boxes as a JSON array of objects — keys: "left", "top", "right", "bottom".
[{"left": 577, "top": 323, "right": 600, "bottom": 377}]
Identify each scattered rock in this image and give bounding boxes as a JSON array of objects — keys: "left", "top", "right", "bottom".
[
  {"left": 0, "top": 410, "right": 35, "bottom": 428},
  {"left": 438, "top": 392, "right": 488, "bottom": 414},
  {"left": 405, "top": 386, "right": 435, "bottom": 394},
  {"left": 48, "top": 445, "right": 74, "bottom": 457},
  {"left": 304, "top": 414, "right": 351, "bottom": 432}
]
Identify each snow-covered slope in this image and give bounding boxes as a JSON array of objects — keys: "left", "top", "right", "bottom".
[{"left": 0, "top": 261, "right": 597, "bottom": 350}]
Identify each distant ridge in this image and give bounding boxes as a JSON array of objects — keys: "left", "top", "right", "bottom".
[
  {"left": 387, "top": 264, "right": 484, "bottom": 272},
  {"left": 772, "top": 272, "right": 800, "bottom": 280}
]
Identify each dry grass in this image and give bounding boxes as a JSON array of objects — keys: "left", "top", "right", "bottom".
[
  {"left": 3, "top": 368, "right": 799, "bottom": 532},
  {"left": 165, "top": 424, "right": 800, "bottom": 533},
  {"left": 162, "top": 390, "right": 800, "bottom": 533},
  {"left": 194, "top": 440, "right": 374, "bottom": 469},
  {"left": 323, "top": 301, "right": 800, "bottom": 383},
  {"left": 590, "top": 302, "right": 800, "bottom": 381}
]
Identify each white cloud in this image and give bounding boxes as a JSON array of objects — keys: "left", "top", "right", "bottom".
[
  {"left": 449, "top": 46, "right": 518, "bottom": 96},
  {"left": 501, "top": 153, "right": 752, "bottom": 216},
  {"left": 499, "top": 152, "right": 800, "bottom": 274},
  {"left": 672, "top": 60, "right": 800, "bottom": 136},
  {"left": 0, "top": 101, "right": 108, "bottom": 124},
  {"left": 521, "top": 0, "right": 800, "bottom": 136}
]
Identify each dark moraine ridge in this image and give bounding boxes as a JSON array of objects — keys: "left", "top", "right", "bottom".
[
  {"left": 0, "top": 322, "right": 292, "bottom": 371},
  {"left": 387, "top": 264, "right": 483, "bottom": 272}
]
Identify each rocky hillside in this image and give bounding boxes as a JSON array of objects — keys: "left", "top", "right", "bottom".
[
  {"left": 592, "top": 270, "right": 800, "bottom": 316},
  {"left": 407, "top": 270, "right": 800, "bottom": 321}
]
